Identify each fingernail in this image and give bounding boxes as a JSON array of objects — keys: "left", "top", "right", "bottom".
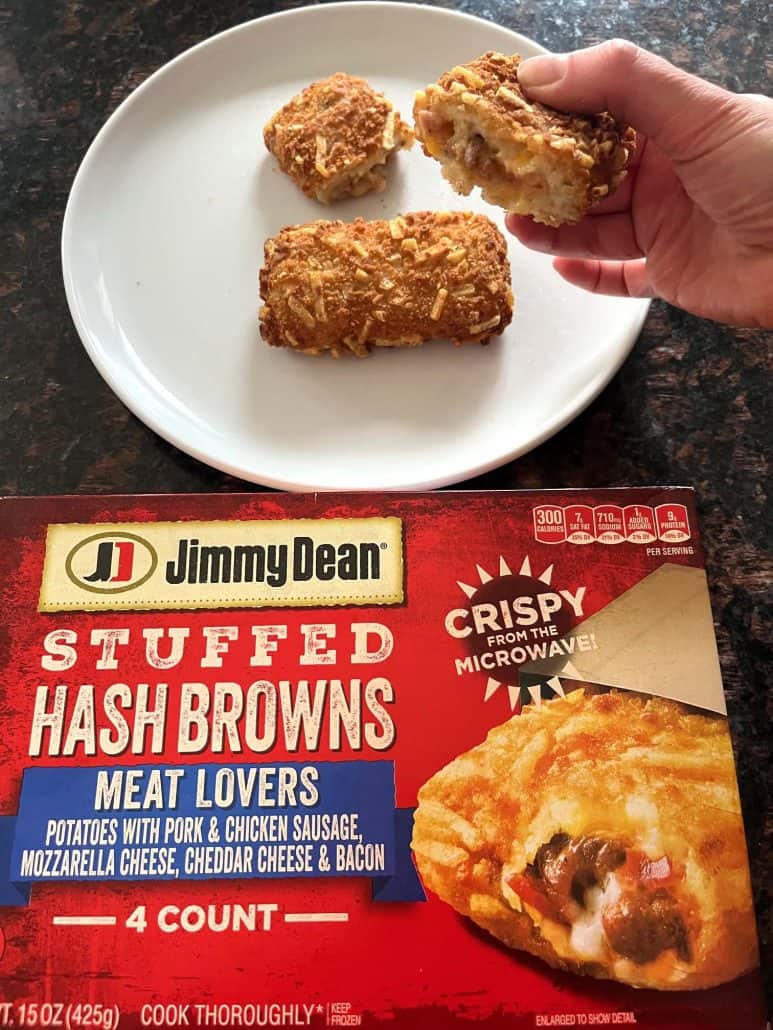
[{"left": 518, "top": 54, "right": 566, "bottom": 89}]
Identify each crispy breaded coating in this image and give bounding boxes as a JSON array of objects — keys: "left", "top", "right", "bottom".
[
  {"left": 263, "top": 73, "right": 414, "bottom": 203},
  {"left": 259, "top": 211, "right": 514, "bottom": 357},
  {"left": 412, "top": 691, "right": 759, "bottom": 990},
  {"left": 414, "top": 53, "right": 636, "bottom": 226}
]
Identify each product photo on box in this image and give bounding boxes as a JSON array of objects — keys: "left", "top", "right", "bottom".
[{"left": 0, "top": 490, "right": 766, "bottom": 1029}]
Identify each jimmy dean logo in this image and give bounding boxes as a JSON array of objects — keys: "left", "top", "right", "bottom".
[
  {"left": 66, "top": 532, "right": 158, "bottom": 594},
  {"left": 40, "top": 518, "right": 403, "bottom": 612}
]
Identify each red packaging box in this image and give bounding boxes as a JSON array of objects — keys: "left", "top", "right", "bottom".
[{"left": 0, "top": 489, "right": 766, "bottom": 1029}]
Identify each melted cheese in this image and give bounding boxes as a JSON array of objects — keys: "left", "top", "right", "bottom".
[{"left": 568, "top": 874, "right": 621, "bottom": 962}]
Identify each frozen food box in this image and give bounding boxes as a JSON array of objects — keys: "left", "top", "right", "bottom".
[{"left": 0, "top": 490, "right": 766, "bottom": 1029}]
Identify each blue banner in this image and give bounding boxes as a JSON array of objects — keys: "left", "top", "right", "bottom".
[{"left": 0, "top": 762, "right": 424, "bottom": 904}]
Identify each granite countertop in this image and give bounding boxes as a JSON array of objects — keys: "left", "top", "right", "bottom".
[{"left": 1, "top": 0, "right": 771, "bottom": 1014}]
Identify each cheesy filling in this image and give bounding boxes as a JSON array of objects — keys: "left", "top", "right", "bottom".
[
  {"left": 504, "top": 834, "right": 690, "bottom": 970},
  {"left": 420, "top": 109, "right": 537, "bottom": 188},
  {"left": 417, "top": 107, "right": 587, "bottom": 223},
  {"left": 569, "top": 874, "right": 623, "bottom": 963}
]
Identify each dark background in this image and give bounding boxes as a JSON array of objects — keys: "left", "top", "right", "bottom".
[{"left": 0, "top": 0, "right": 771, "bottom": 1014}]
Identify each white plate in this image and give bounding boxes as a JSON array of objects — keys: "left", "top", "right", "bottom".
[{"left": 62, "top": 2, "right": 649, "bottom": 491}]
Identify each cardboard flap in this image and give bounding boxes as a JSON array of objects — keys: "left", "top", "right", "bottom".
[{"left": 521, "top": 564, "right": 727, "bottom": 714}]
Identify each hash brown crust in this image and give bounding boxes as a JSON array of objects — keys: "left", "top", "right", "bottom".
[{"left": 259, "top": 211, "right": 514, "bottom": 356}]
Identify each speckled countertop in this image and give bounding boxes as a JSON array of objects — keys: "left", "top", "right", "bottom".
[{"left": 1, "top": 0, "right": 771, "bottom": 1016}]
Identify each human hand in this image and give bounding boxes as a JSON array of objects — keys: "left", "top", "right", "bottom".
[{"left": 507, "top": 41, "right": 773, "bottom": 329}]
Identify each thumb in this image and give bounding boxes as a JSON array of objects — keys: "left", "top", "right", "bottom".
[{"left": 518, "top": 40, "right": 736, "bottom": 160}]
